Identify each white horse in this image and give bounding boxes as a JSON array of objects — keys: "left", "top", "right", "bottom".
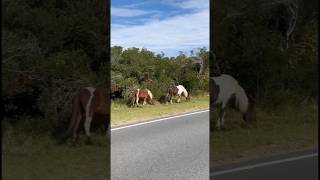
[
  {"left": 166, "top": 85, "right": 190, "bottom": 104},
  {"left": 211, "top": 74, "right": 256, "bottom": 130}
]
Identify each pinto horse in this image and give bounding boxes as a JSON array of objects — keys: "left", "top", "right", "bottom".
[
  {"left": 211, "top": 74, "right": 256, "bottom": 130},
  {"left": 166, "top": 85, "right": 190, "bottom": 104},
  {"left": 66, "top": 87, "right": 110, "bottom": 144},
  {"left": 131, "top": 88, "right": 154, "bottom": 107}
]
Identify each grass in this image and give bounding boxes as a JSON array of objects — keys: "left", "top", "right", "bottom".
[
  {"left": 111, "top": 94, "right": 209, "bottom": 126},
  {"left": 2, "top": 95, "right": 208, "bottom": 180},
  {"left": 210, "top": 102, "right": 318, "bottom": 166},
  {"left": 2, "top": 127, "right": 110, "bottom": 180},
  {"left": 3, "top": 95, "right": 317, "bottom": 178}
]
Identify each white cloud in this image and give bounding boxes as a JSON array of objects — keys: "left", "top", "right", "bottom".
[
  {"left": 178, "top": 0, "right": 209, "bottom": 10},
  {"left": 161, "top": 0, "right": 209, "bottom": 11},
  {"left": 111, "top": 6, "right": 157, "bottom": 17},
  {"left": 111, "top": 8, "right": 209, "bottom": 56},
  {"left": 111, "top": 0, "right": 209, "bottom": 57}
]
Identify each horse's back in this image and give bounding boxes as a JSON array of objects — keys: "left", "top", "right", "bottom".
[
  {"left": 177, "top": 85, "right": 188, "bottom": 96},
  {"left": 212, "top": 74, "right": 239, "bottom": 104},
  {"left": 212, "top": 74, "right": 249, "bottom": 111},
  {"left": 78, "top": 87, "right": 109, "bottom": 115}
]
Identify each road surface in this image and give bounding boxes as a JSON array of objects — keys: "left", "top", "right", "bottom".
[
  {"left": 211, "top": 148, "right": 318, "bottom": 180},
  {"left": 111, "top": 110, "right": 210, "bottom": 180}
]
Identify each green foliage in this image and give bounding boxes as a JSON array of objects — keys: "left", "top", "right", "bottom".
[
  {"left": 111, "top": 46, "right": 209, "bottom": 100},
  {"left": 212, "top": 0, "right": 318, "bottom": 104},
  {"left": 2, "top": 0, "right": 108, "bottom": 136}
]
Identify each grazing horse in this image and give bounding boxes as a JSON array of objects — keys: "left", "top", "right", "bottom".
[
  {"left": 166, "top": 85, "right": 190, "bottom": 104},
  {"left": 211, "top": 74, "right": 256, "bottom": 130},
  {"left": 66, "top": 87, "right": 110, "bottom": 144},
  {"left": 131, "top": 88, "right": 154, "bottom": 107}
]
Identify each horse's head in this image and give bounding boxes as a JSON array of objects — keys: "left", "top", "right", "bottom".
[
  {"left": 243, "top": 95, "right": 256, "bottom": 123},
  {"left": 186, "top": 94, "right": 191, "bottom": 101}
]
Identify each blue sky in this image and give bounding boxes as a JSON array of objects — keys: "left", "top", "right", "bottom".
[{"left": 111, "top": 0, "right": 209, "bottom": 57}]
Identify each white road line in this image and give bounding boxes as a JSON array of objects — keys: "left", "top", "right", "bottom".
[
  {"left": 111, "top": 109, "right": 209, "bottom": 131},
  {"left": 211, "top": 153, "right": 318, "bottom": 176}
]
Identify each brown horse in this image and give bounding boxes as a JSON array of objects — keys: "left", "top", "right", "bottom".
[
  {"left": 131, "top": 88, "right": 154, "bottom": 107},
  {"left": 66, "top": 87, "right": 110, "bottom": 144},
  {"left": 166, "top": 85, "right": 190, "bottom": 104}
]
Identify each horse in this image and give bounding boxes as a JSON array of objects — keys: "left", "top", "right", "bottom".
[
  {"left": 166, "top": 85, "right": 190, "bottom": 104},
  {"left": 66, "top": 87, "right": 110, "bottom": 144},
  {"left": 211, "top": 74, "right": 256, "bottom": 130},
  {"left": 130, "top": 88, "right": 154, "bottom": 107}
]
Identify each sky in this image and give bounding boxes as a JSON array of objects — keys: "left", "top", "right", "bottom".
[{"left": 111, "top": 0, "right": 209, "bottom": 57}]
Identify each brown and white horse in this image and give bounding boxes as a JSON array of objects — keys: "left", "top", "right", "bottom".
[
  {"left": 211, "top": 74, "right": 256, "bottom": 130},
  {"left": 66, "top": 87, "right": 110, "bottom": 144},
  {"left": 166, "top": 85, "right": 190, "bottom": 104},
  {"left": 131, "top": 88, "right": 154, "bottom": 107}
]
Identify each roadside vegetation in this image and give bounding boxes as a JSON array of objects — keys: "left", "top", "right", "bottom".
[
  {"left": 211, "top": 0, "right": 318, "bottom": 165},
  {"left": 211, "top": 102, "right": 318, "bottom": 166},
  {"left": 111, "top": 94, "right": 209, "bottom": 126},
  {"left": 2, "top": 0, "right": 209, "bottom": 179},
  {"left": 110, "top": 43, "right": 209, "bottom": 125},
  {"left": 110, "top": 45, "right": 209, "bottom": 103},
  {"left": 2, "top": 1, "right": 110, "bottom": 179}
]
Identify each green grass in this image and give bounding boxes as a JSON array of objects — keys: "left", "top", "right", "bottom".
[
  {"left": 2, "top": 95, "right": 208, "bottom": 180},
  {"left": 2, "top": 129, "right": 110, "bottom": 180},
  {"left": 210, "top": 102, "right": 318, "bottom": 166},
  {"left": 111, "top": 94, "right": 209, "bottom": 126}
]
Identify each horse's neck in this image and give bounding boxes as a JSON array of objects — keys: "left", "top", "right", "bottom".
[{"left": 182, "top": 89, "right": 188, "bottom": 97}]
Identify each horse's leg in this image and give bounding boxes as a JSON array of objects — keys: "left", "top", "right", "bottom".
[
  {"left": 72, "top": 112, "right": 82, "bottom": 143},
  {"left": 165, "top": 93, "right": 169, "bottom": 104},
  {"left": 135, "top": 91, "right": 140, "bottom": 107},
  {"left": 216, "top": 109, "right": 221, "bottom": 130},
  {"left": 216, "top": 104, "right": 225, "bottom": 130},
  {"left": 143, "top": 97, "right": 147, "bottom": 105},
  {"left": 220, "top": 108, "right": 226, "bottom": 128},
  {"left": 177, "top": 95, "right": 181, "bottom": 103},
  {"left": 66, "top": 95, "right": 80, "bottom": 141},
  {"left": 136, "top": 96, "right": 140, "bottom": 107},
  {"left": 84, "top": 100, "right": 94, "bottom": 144},
  {"left": 131, "top": 97, "right": 136, "bottom": 107},
  {"left": 84, "top": 115, "right": 93, "bottom": 144},
  {"left": 170, "top": 95, "right": 173, "bottom": 104}
]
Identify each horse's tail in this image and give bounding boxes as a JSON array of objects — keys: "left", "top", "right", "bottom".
[
  {"left": 235, "top": 84, "right": 249, "bottom": 113},
  {"left": 146, "top": 89, "right": 153, "bottom": 100},
  {"left": 146, "top": 89, "right": 155, "bottom": 105}
]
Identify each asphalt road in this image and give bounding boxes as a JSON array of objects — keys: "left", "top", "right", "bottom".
[
  {"left": 111, "top": 110, "right": 210, "bottom": 180},
  {"left": 211, "top": 148, "right": 318, "bottom": 180}
]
